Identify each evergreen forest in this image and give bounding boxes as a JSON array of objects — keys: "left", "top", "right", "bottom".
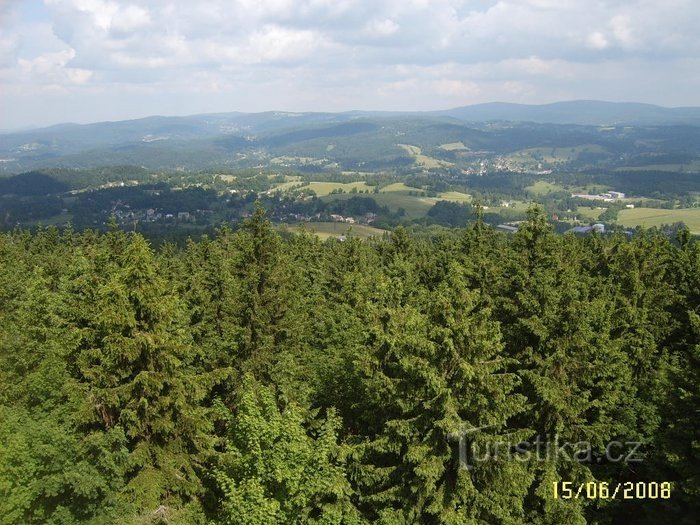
[{"left": 1, "top": 205, "right": 698, "bottom": 525}]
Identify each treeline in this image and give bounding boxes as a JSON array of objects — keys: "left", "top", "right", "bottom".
[{"left": 0, "top": 206, "right": 698, "bottom": 524}]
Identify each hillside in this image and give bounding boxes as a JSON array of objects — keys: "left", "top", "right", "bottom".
[{"left": 2, "top": 102, "right": 700, "bottom": 173}]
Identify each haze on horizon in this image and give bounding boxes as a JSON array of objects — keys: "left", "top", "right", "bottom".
[{"left": 1, "top": 0, "right": 699, "bottom": 130}]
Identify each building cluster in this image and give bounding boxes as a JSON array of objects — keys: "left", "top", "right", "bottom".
[
  {"left": 571, "top": 224, "right": 606, "bottom": 234},
  {"left": 111, "top": 205, "right": 202, "bottom": 224},
  {"left": 571, "top": 191, "right": 626, "bottom": 202},
  {"left": 496, "top": 223, "right": 521, "bottom": 234},
  {"left": 327, "top": 212, "right": 378, "bottom": 225}
]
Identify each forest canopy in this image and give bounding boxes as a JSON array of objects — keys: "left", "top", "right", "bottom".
[{"left": 0, "top": 206, "right": 698, "bottom": 524}]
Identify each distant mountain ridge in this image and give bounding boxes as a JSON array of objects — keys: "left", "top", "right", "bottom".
[
  {"left": 4, "top": 100, "right": 700, "bottom": 138},
  {"left": 433, "top": 101, "right": 700, "bottom": 126},
  {"left": 2, "top": 100, "right": 700, "bottom": 172}
]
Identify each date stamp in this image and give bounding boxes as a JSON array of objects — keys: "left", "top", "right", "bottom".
[{"left": 553, "top": 481, "right": 671, "bottom": 500}]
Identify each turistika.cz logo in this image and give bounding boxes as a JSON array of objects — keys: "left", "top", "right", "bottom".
[{"left": 448, "top": 424, "right": 643, "bottom": 470}]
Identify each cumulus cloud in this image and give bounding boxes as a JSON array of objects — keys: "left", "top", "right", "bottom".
[
  {"left": 433, "top": 79, "right": 481, "bottom": 97},
  {"left": 586, "top": 32, "right": 609, "bottom": 50},
  {"left": 366, "top": 18, "right": 399, "bottom": 38},
  {"left": 1, "top": 0, "right": 699, "bottom": 127}
]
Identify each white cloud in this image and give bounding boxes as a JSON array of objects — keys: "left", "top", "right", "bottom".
[
  {"left": 110, "top": 5, "right": 151, "bottom": 34},
  {"left": 433, "top": 79, "right": 481, "bottom": 97},
  {"left": 15, "top": 48, "right": 93, "bottom": 87},
  {"left": 248, "top": 25, "right": 327, "bottom": 63},
  {"left": 610, "top": 15, "right": 637, "bottom": 49},
  {"left": 1, "top": 0, "right": 699, "bottom": 128},
  {"left": 366, "top": 18, "right": 400, "bottom": 37},
  {"left": 586, "top": 32, "right": 609, "bottom": 50}
]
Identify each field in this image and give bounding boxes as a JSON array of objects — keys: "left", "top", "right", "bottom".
[
  {"left": 485, "top": 201, "right": 532, "bottom": 214},
  {"left": 439, "top": 142, "right": 469, "bottom": 151},
  {"left": 509, "top": 144, "right": 607, "bottom": 164},
  {"left": 397, "top": 144, "right": 453, "bottom": 169},
  {"left": 282, "top": 222, "right": 388, "bottom": 240},
  {"left": 576, "top": 207, "right": 604, "bottom": 220},
  {"left": 614, "top": 160, "right": 700, "bottom": 172},
  {"left": 298, "top": 181, "right": 373, "bottom": 196},
  {"left": 618, "top": 207, "right": 700, "bottom": 233},
  {"left": 271, "top": 175, "right": 304, "bottom": 191},
  {"left": 378, "top": 183, "right": 471, "bottom": 218},
  {"left": 526, "top": 180, "right": 565, "bottom": 195},
  {"left": 525, "top": 179, "right": 612, "bottom": 197},
  {"left": 437, "top": 191, "right": 472, "bottom": 203},
  {"left": 319, "top": 182, "right": 471, "bottom": 219}
]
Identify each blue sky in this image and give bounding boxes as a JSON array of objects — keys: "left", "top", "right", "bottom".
[{"left": 1, "top": 0, "right": 699, "bottom": 129}]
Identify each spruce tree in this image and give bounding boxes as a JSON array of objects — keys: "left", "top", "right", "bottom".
[
  {"left": 214, "top": 374, "right": 361, "bottom": 525},
  {"left": 353, "top": 260, "right": 527, "bottom": 523},
  {"left": 71, "top": 233, "right": 210, "bottom": 516}
]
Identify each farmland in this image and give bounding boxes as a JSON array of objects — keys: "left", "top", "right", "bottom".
[
  {"left": 397, "top": 144, "right": 453, "bottom": 169},
  {"left": 319, "top": 182, "right": 472, "bottom": 220},
  {"left": 617, "top": 207, "right": 700, "bottom": 234},
  {"left": 297, "top": 181, "right": 373, "bottom": 196},
  {"left": 525, "top": 180, "right": 565, "bottom": 195},
  {"left": 576, "top": 207, "right": 605, "bottom": 220},
  {"left": 509, "top": 144, "right": 607, "bottom": 165},
  {"left": 282, "top": 221, "right": 388, "bottom": 240}
]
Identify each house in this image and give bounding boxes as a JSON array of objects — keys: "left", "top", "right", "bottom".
[
  {"left": 571, "top": 190, "right": 625, "bottom": 202},
  {"left": 496, "top": 224, "right": 518, "bottom": 234},
  {"left": 571, "top": 223, "right": 605, "bottom": 235}
]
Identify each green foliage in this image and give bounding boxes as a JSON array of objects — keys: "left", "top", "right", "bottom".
[
  {"left": 0, "top": 208, "right": 698, "bottom": 524},
  {"left": 214, "top": 374, "right": 361, "bottom": 525}
]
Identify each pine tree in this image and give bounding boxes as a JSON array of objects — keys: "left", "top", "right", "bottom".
[
  {"left": 353, "top": 259, "right": 527, "bottom": 523},
  {"left": 0, "top": 268, "right": 128, "bottom": 524},
  {"left": 71, "top": 233, "right": 210, "bottom": 515},
  {"left": 214, "top": 374, "right": 361, "bottom": 525},
  {"left": 497, "top": 207, "right": 643, "bottom": 523}
]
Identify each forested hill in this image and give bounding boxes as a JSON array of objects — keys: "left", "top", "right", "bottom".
[
  {"left": 3, "top": 101, "right": 700, "bottom": 172},
  {"left": 1, "top": 206, "right": 699, "bottom": 524}
]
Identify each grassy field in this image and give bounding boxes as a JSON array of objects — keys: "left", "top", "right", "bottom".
[
  {"left": 271, "top": 175, "right": 304, "bottom": 191},
  {"left": 576, "top": 207, "right": 604, "bottom": 220},
  {"left": 485, "top": 201, "right": 532, "bottom": 214},
  {"left": 439, "top": 142, "right": 469, "bottom": 151},
  {"left": 379, "top": 182, "right": 414, "bottom": 193},
  {"left": 320, "top": 183, "right": 472, "bottom": 219},
  {"left": 510, "top": 144, "right": 607, "bottom": 164},
  {"left": 379, "top": 183, "right": 470, "bottom": 202},
  {"left": 282, "top": 222, "right": 388, "bottom": 240},
  {"left": 298, "top": 181, "right": 373, "bottom": 196},
  {"left": 618, "top": 208, "right": 700, "bottom": 233},
  {"left": 372, "top": 193, "right": 436, "bottom": 218},
  {"left": 525, "top": 179, "right": 612, "bottom": 197},
  {"left": 525, "top": 180, "right": 565, "bottom": 195},
  {"left": 438, "top": 191, "right": 472, "bottom": 203},
  {"left": 397, "top": 144, "right": 453, "bottom": 169},
  {"left": 614, "top": 160, "right": 700, "bottom": 172},
  {"left": 379, "top": 183, "right": 471, "bottom": 217}
]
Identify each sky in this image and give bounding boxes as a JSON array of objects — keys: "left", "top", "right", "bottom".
[{"left": 1, "top": 0, "right": 699, "bottom": 129}]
